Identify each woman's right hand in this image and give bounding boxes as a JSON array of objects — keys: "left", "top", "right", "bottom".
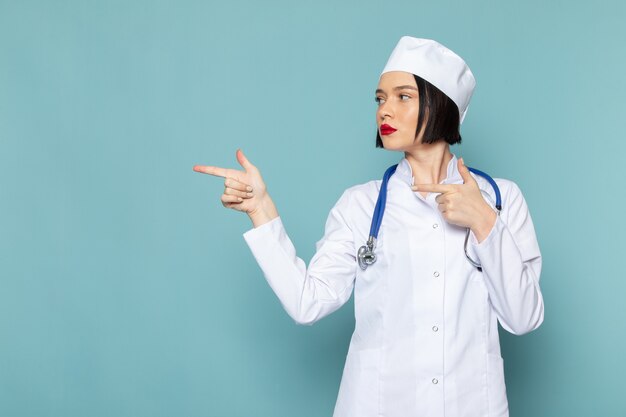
[{"left": 193, "top": 149, "right": 279, "bottom": 227}]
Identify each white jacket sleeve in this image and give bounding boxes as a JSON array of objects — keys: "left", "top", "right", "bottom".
[
  {"left": 242, "top": 190, "right": 357, "bottom": 326},
  {"left": 470, "top": 181, "right": 544, "bottom": 335}
]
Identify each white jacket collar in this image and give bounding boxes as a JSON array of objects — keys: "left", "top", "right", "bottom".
[{"left": 394, "top": 153, "right": 462, "bottom": 186}]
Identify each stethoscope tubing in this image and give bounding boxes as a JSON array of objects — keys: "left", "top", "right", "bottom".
[
  {"left": 369, "top": 164, "right": 398, "bottom": 239},
  {"left": 467, "top": 167, "right": 501, "bottom": 211},
  {"left": 359, "top": 162, "right": 502, "bottom": 271}
]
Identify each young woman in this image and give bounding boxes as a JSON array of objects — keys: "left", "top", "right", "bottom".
[{"left": 194, "top": 36, "right": 544, "bottom": 417}]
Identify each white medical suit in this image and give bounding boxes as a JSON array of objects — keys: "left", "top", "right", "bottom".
[{"left": 243, "top": 154, "right": 544, "bottom": 417}]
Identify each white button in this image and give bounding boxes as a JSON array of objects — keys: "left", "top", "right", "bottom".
[
  {"left": 432, "top": 223, "right": 439, "bottom": 229},
  {"left": 432, "top": 326, "right": 439, "bottom": 332},
  {"left": 433, "top": 271, "right": 440, "bottom": 277},
  {"left": 432, "top": 378, "right": 439, "bottom": 384}
]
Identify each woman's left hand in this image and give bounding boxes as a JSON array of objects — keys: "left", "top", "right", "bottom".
[{"left": 412, "top": 158, "right": 497, "bottom": 243}]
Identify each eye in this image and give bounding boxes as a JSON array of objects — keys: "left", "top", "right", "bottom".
[
  {"left": 375, "top": 96, "right": 386, "bottom": 105},
  {"left": 400, "top": 94, "right": 411, "bottom": 100}
]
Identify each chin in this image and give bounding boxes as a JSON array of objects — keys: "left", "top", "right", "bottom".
[{"left": 381, "top": 139, "right": 409, "bottom": 152}]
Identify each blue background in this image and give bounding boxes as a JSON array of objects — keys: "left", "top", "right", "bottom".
[{"left": 1, "top": 0, "right": 625, "bottom": 416}]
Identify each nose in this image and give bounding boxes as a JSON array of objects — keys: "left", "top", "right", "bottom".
[{"left": 377, "top": 100, "right": 393, "bottom": 122}]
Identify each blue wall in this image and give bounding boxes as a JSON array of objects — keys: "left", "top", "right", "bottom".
[{"left": 1, "top": 0, "right": 625, "bottom": 415}]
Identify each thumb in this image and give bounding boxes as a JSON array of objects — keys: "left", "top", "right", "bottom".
[
  {"left": 236, "top": 148, "right": 254, "bottom": 171},
  {"left": 458, "top": 157, "right": 476, "bottom": 185}
]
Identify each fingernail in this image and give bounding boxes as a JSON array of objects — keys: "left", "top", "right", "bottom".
[
  {"left": 246, "top": 186, "right": 253, "bottom": 192},
  {"left": 246, "top": 192, "right": 254, "bottom": 197},
  {"left": 237, "top": 197, "right": 243, "bottom": 201}
]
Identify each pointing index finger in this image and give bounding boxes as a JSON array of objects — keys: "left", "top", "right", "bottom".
[
  {"left": 412, "top": 183, "right": 454, "bottom": 193},
  {"left": 193, "top": 165, "right": 229, "bottom": 178}
]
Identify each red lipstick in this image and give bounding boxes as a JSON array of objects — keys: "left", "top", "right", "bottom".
[{"left": 380, "top": 124, "right": 397, "bottom": 135}]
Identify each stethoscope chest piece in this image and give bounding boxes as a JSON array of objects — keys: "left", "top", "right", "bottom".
[
  {"left": 358, "top": 161, "right": 502, "bottom": 272},
  {"left": 357, "top": 237, "right": 377, "bottom": 270}
]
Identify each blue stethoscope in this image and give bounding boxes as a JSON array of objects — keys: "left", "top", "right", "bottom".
[{"left": 357, "top": 163, "right": 502, "bottom": 272}]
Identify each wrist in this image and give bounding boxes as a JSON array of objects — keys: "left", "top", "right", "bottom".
[
  {"left": 248, "top": 195, "right": 279, "bottom": 228},
  {"left": 470, "top": 207, "right": 497, "bottom": 243}
]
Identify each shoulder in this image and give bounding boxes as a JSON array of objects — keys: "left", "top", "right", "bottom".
[
  {"left": 327, "top": 180, "right": 381, "bottom": 227},
  {"left": 493, "top": 177, "right": 525, "bottom": 204},
  {"left": 344, "top": 179, "right": 382, "bottom": 197},
  {"left": 336, "top": 179, "right": 382, "bottom": 207},
  {"left": 473, "top": 174, "right": 523, "bottom": 200}
]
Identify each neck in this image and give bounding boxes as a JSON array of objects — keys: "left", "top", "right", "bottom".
[{"left": 405, "top": 142, "right": 453, "bottom": 185}]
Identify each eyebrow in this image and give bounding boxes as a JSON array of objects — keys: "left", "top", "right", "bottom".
[{"left": 375, "top": 85, "right": 419, "bottom": 94}]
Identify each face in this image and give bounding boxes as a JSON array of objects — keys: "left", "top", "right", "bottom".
[{"left": 375, "top": 71, "right": 425, "bottom": 150}]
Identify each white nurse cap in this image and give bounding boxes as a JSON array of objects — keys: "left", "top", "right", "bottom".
[{"left": 381, "top": 36, "right": 476, "bottom": 124}]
